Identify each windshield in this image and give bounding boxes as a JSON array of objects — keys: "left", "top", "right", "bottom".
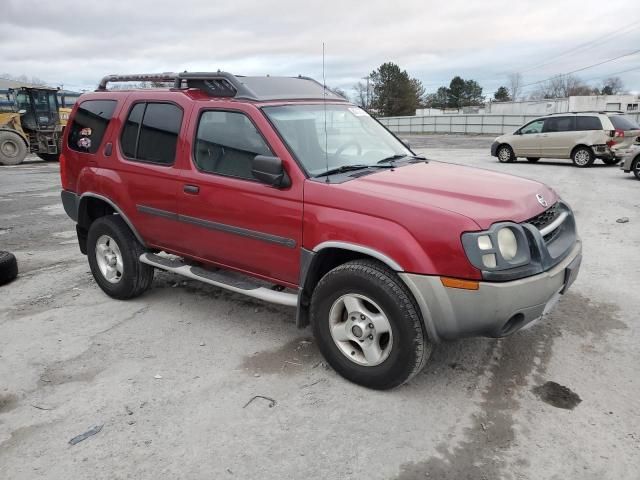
[{"left": 263, "top": 104, "right": 412, "bottom": 176}]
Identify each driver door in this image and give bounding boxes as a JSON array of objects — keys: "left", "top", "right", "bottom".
[{"left": 512, "top": 119, "right": 543, "bottom": 157}]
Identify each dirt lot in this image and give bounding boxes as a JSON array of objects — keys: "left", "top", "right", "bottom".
[{"left": 1, "top": 138, "right": 639, "bottom": 479}]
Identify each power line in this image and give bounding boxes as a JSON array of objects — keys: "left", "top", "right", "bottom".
[
  {"left": 516, "top": 20, "right": 640, "bottom": 74},
  {"left": 519, "top": 48, "right": 640, "bottom": 91}
]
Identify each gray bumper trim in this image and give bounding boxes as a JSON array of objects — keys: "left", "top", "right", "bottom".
[
  {"left": 61, "top": 190, "right": 79, "bottom": 222},
  {"left": 400, "top": 240, "right": 582, "bottom": 342}
]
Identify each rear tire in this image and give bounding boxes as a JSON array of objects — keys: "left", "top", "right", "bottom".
[
  {"left": 0, "top": 131, "right": 27, "bottom": 166},
  {"left": 526, "top": 157, "right": 540, "bottom": 163},
  {"left": 632, "top": 157, "right": 640, "bottom": 180},
  {"left": 0, "top": 251, "right": 18, "bottom": 286},
  {"left": 310, "top": 259, "right": 431, "bottom": 390},
  {"left": 497, "top": 145, "right": 515, "bottom": 163},
  {"left": 571, "top": 146, "right": 595, "bottom": 168},
  {"left": 87, "top": 215, "right": 154, "bottom": 299}
]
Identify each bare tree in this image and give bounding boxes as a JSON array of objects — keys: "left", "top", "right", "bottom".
[
  {"left": 601, "top": 77, "right": 624, "bottom": 95},
  {"left": 353, "top": 81, "right": 368, "bottom": 108},
  {"left": 530, "top": 74, "right": 595, "bottom": 99},
  {"left": 508, "top": 73, "right": 522, "bottom": 101}
]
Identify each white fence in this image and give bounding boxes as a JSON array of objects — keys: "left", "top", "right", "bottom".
[{"left": 378, "top": 113, "right": 640, "bottom": 136}]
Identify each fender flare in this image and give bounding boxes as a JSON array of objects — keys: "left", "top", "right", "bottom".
[{"left": 312, "top": 241, "right": 403, "bottom": 271}]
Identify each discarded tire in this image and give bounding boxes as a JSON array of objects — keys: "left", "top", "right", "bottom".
[{"left": 0, "top": 251, "right": 18, "bottom": 286}]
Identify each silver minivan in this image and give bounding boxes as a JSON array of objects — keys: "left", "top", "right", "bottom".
[{"left": 491, "top": 112, "right": 640, "bottom": 168}]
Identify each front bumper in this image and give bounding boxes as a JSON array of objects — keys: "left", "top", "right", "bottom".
[
  {"left": 490, "top": 141, "right": 499, "bottom": 157},
  {"left": 400, "top": 240, "right": 582, "bottom": 342}
]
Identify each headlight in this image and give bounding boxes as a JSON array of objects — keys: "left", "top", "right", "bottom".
[
  {"left": 462, "top": 223, "right": 531, "bottom": 271},
  {"left": 497, "top": 227, "right": 518, "bottom": 260}
]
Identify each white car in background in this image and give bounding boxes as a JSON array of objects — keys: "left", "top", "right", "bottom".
[{"left": 491, "top": 112, "right": 640, "bottom": 168}]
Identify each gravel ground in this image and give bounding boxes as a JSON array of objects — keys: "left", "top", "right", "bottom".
[{"left": 1, "top": 139, "right": 639, "bottom": 479}]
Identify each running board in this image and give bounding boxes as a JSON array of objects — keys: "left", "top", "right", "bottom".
[{"left": 139, "top": 253, "right": 298, "bottom": 307}]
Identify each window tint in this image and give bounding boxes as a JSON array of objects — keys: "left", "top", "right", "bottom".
[
  {"left": 121, "top": 103, "right": 145, "bottom": 158},
  {"left": 68, "top": 100, "right": 117, "bottom": 153},
  {"left": 610, "top": 115, "right": 640, "bottom": 131},
  {"left": 543, "top": 116, "right": 575, "bottom": 133},
  {"left": 521, "top": 120, "right": 544, "bottom": 134},
  {"left": 194, "top": 111, "right": 271, "bottom": 180},
  {"left": 575, "top": 116, "right": 602, "bottom": 131},
  {"left": 120, "top": 102, "right": 182, "bottom": 165}
]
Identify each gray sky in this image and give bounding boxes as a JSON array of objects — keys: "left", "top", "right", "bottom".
[{"left": 2, "top": 0, "right": 639, "bottom": 97}]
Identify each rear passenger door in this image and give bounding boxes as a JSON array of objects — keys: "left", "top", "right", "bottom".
[
  {"left": 541, "top": 116, "right": 576, "bottom": 158},
  {"left": 106, "top": 100, "right": 189, "bottom": 252},
  {"left": 177, "top": 107, "right": 304, "bottom": 286}
]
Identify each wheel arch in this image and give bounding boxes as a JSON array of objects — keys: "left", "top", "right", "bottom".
[
  {"left": 570, "top": 144, "right": 593, "bottom": 157},
  {"left": 295, "top": 243, "right": 404, "bottom": 329},
  {"left": 497, "top": 142, "right": 515, "bottom": 158},
  {"left": 77, "top": 193, "right": 146, "bottom": 253}
]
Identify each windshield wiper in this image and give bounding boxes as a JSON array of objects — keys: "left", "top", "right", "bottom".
[
  {"left": 315, "top": 164, "right": 393, "bottom": 177},
  {"left": 377, "top": 154, "right": 408, "bottom": 164}
]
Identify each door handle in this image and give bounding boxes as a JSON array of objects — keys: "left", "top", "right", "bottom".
[
  {"left": 183, "top": 184, "right": 200, "bottom": 194},
  {"left": 104, "top": 142, "right": 113, "bottom": 156}
]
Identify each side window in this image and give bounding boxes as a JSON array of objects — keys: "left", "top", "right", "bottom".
[
  {"left": 68, "top": 100, "right": 117, "bottom": 153},
  {"left": 194, "top": 111, "right": 272, "bottom": 180},
  {"left": 521, "top": 120, "right": 544, "bottom": 134},
  {"left": 575, "top": 116, "right": 602, "bottom": 131},
  {"left": 120, "top": 102, "right": 183, "bottom": 165},
  {"left": 543, "top": 116, "right": 575, "bottom": 133}
]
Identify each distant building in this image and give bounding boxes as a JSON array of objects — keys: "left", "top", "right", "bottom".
[{"left": 487, "top": 94, "right": 639, "bottom": 115}]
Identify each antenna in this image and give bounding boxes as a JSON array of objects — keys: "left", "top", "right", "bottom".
[{"left": 323, "top": 42, "right": 329, "bottom": 183}]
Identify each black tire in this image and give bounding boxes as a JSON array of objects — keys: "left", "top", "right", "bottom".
[
  {"left": 526, "top": 157, "right": 540, "bottom": 163},
  {"left": 37, "top": 153, "right": 60, "bottom": 162},
  {"left": 87, "top": 215, "right": 154, "bottom": 299},
  {"left": 0, "top": 131, "right": 28, "bottom": 166},
  {"left": 0, "top": 251, "right": 18, "bottom": 286},
  {"left": 601, "top": 157, "right": 619, "bottom": 165},
  {"left": 632, "top": 157, "right": 640, "bottom": 180},
  {"left": 571, "top": 146, "right": 595, "bottom": 168},
  {"left": 497, "top": 145, "right": 515, "bottom": 163},
  {"left": 310, "top": 259, "right": 432, "bottom": 390}
]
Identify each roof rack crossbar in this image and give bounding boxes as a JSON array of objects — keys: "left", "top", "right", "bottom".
[{"left": 97, "top": 73, "right": 179, "bottom": 91}]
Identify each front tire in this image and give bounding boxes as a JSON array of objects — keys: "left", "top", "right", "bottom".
[
  {"left": 0, "top": 131, "right": 28, "bottom": 166},
  {"left": 87, "top": 215, "right": 154, "bottom": 299},
  {"left": 571, "top": 146, "right": 595, "bottom": 168},
  {"left": 497, "top": 145, "right": 515, "bottom": 163},
  {"left": 310, "top": 259, "right": 431, "bottom": 390}
]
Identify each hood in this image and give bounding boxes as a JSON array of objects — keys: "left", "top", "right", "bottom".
[{"left": 344, "top": 161, "right": 557, "bottom": 229}]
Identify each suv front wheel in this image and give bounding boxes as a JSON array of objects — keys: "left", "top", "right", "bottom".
[
  {"left": 310, "top": 259, "right": 431, "bottom": 389},
  {"left": 571, "top": 146, "right": 595, "bottom": 168},
  {"left": 87, "top": 215, "right": 154, "bottom": 299}
]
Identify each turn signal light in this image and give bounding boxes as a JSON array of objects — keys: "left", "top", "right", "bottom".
[{"left": 440, "top": 277, "right": 479, "bottom": 290}]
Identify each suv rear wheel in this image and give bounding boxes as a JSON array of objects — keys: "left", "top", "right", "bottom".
[
  {"left": 571, "top": 146, "right": 595, "bottom": 168},
  {"left": 310, "top": 259, "right": 431, "bottom": 390},
  {"left": 632, "top": 157, "right": 640, "bottom": 180},
  {"left": 87, "top": 215, "right": 154, "bottom": 299},
  {"left": 497, "top": 145, "right": 515, "bottom": 163}
]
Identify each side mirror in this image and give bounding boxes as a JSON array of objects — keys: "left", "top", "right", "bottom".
[{"left": 252, "top": 155, "right": 291, "bottom": 188}]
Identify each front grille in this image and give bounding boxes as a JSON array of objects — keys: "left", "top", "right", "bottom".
[{"left": 526, "top": 203, "right": 558, "bottom": 231}]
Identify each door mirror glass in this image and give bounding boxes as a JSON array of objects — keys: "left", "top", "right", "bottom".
[{"left": 252, "top": 155, "right": 291, "bottom": 188}]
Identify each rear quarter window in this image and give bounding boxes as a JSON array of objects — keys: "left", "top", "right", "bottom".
[
  {"left": 67, "top": 100, "right": 117, "bottom": 154},
  {"left": 610, "top": 115, "right": 640, "bottom": 131},
  {"left": 575, "top": 116, "right": 602, "bottom": 131}
]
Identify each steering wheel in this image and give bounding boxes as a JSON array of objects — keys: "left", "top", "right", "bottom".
[{"left": 334, "top": 140, "right": 362, "bottom": 157}]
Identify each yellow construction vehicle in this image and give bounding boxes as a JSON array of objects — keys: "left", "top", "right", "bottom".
[{"left": 0, "top": 86, "right": 62, "bottom": 165}]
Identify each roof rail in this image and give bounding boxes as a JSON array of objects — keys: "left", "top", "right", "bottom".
[
  {"left": 96, "top": 71, "right": 345, "bottom": 102},
  {"left": 546, "top": 110, "right": 626, "bottom": 115},
  {"left": 97, "top": 73, "right": 178, "bottom": 91}
]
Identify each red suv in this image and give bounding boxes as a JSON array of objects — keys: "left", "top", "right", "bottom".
[{"left": 60, "top": 72, "right": 582, "bottom": 389}]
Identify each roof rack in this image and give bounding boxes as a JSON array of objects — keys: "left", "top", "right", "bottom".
[{"left": 96, "top": 71, "right": 345, "bottom": 102}]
